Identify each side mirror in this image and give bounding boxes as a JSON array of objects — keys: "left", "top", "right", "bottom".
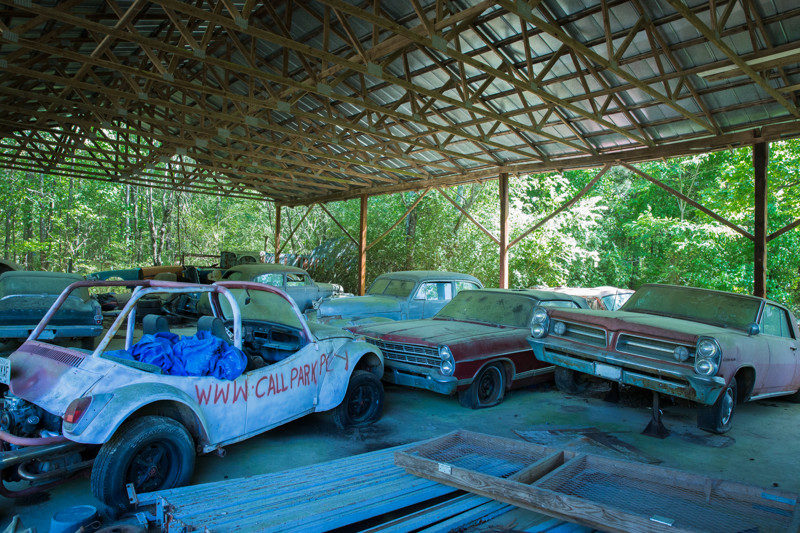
[{"left": 747, "top": 323, "right": 760, "bottom": 336}]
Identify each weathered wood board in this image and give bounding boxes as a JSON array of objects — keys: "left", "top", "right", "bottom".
[{"left": 395, "top": 430, "right": 800, "bottom": 533}]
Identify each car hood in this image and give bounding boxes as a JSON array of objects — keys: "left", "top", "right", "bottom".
[
  {"left": 315, "top": 282, "right": 338, "bottom": 296},
  {"left": 318, "top": 295, "right": 402, "bottom": 317},
  {"left": 352, "top": 318, "right": 510, "bottom": 347},
  {"left": 549, "top": 309, "right": 746, "bottom": 342},
  {"left": 308, "top": 321, "right": 355, "bottom": 341}
]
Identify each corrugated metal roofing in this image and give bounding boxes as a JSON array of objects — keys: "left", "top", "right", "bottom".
[{"left": 0, "top": 0, "right": 799, "bottom": 205}]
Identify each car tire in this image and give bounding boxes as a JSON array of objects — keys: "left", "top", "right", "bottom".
[
  {"left": 333, "top": 370, "right": 384, "bottom": 429},
  {"left": 554, "top": 367, "right": 590, "bottom": 395},
  {"left": 458, "top": 363, "right": 505, "bottom": 409},
  {"left": 91, "top": 416, "right": 195, "bottom": 510},
  {"left": 697, "top": 377, "right": 737, "bottom": 434}
]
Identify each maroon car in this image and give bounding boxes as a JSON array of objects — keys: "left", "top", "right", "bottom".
[{"left": 349, "top": 289, "right": 587, "bottom": 408}]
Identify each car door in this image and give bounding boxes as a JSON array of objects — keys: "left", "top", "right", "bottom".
[
  {"left": 243, "top": 341, "right": 326, "bottom": 434},
  {"left": 760, "top": 304, "right": 800, "bottom": 393}
]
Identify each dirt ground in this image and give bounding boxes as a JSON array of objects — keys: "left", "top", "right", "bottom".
[{"left": 3, "top": 381, "right": 800, "bottom": 531}]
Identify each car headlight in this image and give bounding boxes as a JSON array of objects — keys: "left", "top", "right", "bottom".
[
  {"left": 694, "top": 337, "right": 721, "bottom": 376},
  {"left": 530, "top": 323, "right": 547, "bottom": 338},
  {"left": 696, "top": 338, "right": 719, "bottom": 359},
  {"left": 532, "top": 307, "right": 548, "bottom": 324},
  {"left": 439, "top": 346, "right": 455, "bottom": 376}
]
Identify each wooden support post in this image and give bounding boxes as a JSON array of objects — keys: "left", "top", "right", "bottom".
[
  {"left": 274, "top": 205, "right": 282, "bottom": 264},
  {"left": 499, "top": 173, "right": 509, "bottom": 289},
  {"left": 358, "top": 195, "right": 368, "bottom": 296},
  {"left": 754, "top": 142, "right": 769, "bottom": 298}
]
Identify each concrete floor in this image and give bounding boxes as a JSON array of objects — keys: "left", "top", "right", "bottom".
[{"left": 3, "top": 381, "right": 800, "bottom": 532}]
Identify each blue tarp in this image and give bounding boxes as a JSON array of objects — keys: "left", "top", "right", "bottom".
[{"left": 108, "top": 330, "right": 246, "bottom": 380}]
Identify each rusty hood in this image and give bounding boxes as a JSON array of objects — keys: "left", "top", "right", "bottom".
[
  {"left": 352, "top": 318, "right": 513, "bottom": 348},
  {"left": 9, "top": 341, "right": 105, "bottom": 417},
  {"left": 549, "top": 309, "right": 744, "bottom": 343}
]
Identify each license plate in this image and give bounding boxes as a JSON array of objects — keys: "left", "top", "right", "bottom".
[
  {"left": 595, "top": 362, "right": 622, "bottom": 381},
  {"left": 0, "top": 357, "right": 9, "bottom": 385}
]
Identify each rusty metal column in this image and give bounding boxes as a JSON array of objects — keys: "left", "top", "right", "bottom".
[
  {"left": 358, "top": 195, "right": 368, "bottom": 295},
  {"left": 753, "top": 142, "right": 768, "bottom": 298},
  {"left": 499, "top": 173, "right": 509, "bottom": 289},
  {"left": 274, "top": 205, "right": 282, "bottom": 264}
]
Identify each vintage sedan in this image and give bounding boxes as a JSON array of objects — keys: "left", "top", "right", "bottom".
[
  {"left": 528, "top": 284, "right": 800, "bottom": 434},
  {"left": 222, "top": 264, "right": 342, "bottom": 312},
  {"left": 313, "top": 270, "right": 482, "bottom": 326},
  {"left": 349, "top": 289, "right": 587, "bottom": 408},
  {"left": 0, "top": 279, "right": 383, "bottom": 509},
  {"left": 0, "top": 271, "right": 102, "bottom": 346},
  {"left": 541, "top": 286, "right": 634, "bottom": 310}
]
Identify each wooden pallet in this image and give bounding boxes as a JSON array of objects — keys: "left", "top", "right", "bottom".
[{"left": 395, "top": 430, "right": 800, "bottom": 533}]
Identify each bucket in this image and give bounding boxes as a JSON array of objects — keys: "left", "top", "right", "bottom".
[{"left": 49, "top": 504, "right": 97, "bottom": 533}]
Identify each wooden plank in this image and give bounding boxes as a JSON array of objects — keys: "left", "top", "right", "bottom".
[{"left": 396, "top": 431, "right": 799, "bottom": 533}]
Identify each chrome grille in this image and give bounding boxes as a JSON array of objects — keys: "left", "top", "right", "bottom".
[
  {"left": 616, "top": 334, "right": 694, "bottom": 360},
  {"left": 552, "top": 321, "right": 607, "bottom": 347},
  {"left": 365, "top": 337, "right": 439, "bottom": 367}
]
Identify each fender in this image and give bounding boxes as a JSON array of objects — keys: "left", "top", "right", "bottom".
[
  {"left": 63, "top": 382, "right": 211, "bottom": 446},
  {"left": 316, "top": 340, "right": 383, "bottom": 411}
]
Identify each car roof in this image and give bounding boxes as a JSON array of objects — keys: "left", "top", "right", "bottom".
[
  {"left": 225, "top": 264, "right": 310, "bottom": 277},
  {"left": 636, "top": 283, "right": 775, "bottom": 306},
  {"left": 462, "top": 288, "right": 589, "bottom": 307},
  {"left": 373, "top": 270, "right": 482, "bottom": 284},
  {"left": 540, "top": 286, "right": 634, "bottom": 298}
]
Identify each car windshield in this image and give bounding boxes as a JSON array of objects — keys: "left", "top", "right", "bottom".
[
  {"left": 435, "top": 291, "right": 535, "bottom": 328},
  {"left": 601, "top": 293, "right": 632, "bottom": 311},
  {"left": 621, "top": 285, "right": 761, "bottom": 330},
  {"left": 367, "top": 278, "right": 416, "bottom": 298},
  {"left": 217, "top": 288, "right": 303, "bottom": 329}
]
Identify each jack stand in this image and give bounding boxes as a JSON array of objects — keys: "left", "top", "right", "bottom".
[
  {"left": 604, "top": 381, "right": 620, "bottom": 403},
  {"left": 642, "top": 391, "right": 670, "bottom": 438}
]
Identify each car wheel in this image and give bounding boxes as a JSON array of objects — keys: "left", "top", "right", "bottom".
[
  {"left": 91, "top": 416, "right": 195, "bottom": 510},
  {"left": 554, "top": 367, "right": 590, "bottom": 394},
  {"left": 333, "top": 370, "right": 384, "bottom": 429},
  {"left": 458, "top": 363, "right": 505, "bottom": 409},
  {"left": 697, "top": 377, "right": 737, "bottom": 434}
]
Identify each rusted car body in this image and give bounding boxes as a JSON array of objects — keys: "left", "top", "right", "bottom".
[
  {"left": 528, "top": 284, "right": 800, "bottom": 433},
  {"left": 350, "top": 289, "right": 587, "bottom": 408},
  {"left": 313, "top": 270, "right": 483, "bottom": 326},
  {"left": 541, "top": 286, "right": 634, "bottom": 310},
  {"left": 0, "top": 279, "right": 383, "bottom": 507},
  {"left": 222, "top": 264, "right": 342, "bottom": 312},
  {"left": 0, "top": 272, "right": 102, "bottom": 343}
]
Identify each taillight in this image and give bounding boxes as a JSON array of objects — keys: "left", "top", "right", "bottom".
[
  {"left": 94, "top": 304, "right": 103, "bottom": 325},
  {"left": 64, "top": 397, "right": 92, "bottom": 424}
]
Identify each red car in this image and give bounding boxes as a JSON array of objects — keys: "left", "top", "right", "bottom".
[{"left": 349, "top": 289, "right": 587, "bottom": 408}]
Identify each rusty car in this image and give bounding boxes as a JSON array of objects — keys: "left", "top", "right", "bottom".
[
  {"left": 312, "top": 270, "right": 483, "bottom": 326},
  {"left": 528, "top": 283, "right": 800, "bottom": 434},
  {"left": 540, "top": 286, "right": 634, "bottom": 311},
  {"left": 221, "top": 263, "right": 343, "bottom": 312},
  {"left": 0, "top": 271, "right": 102, "bottom": 348},
  {"left": 0, "top": 279, "right": 383, "bottom": 509},
  {"left": 349, "top": 288, "right": 588, "bottom": 409}
]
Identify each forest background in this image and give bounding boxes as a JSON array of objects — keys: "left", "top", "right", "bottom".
[{"left": 1, "top": 140, "right": 799, "bottom": 311}]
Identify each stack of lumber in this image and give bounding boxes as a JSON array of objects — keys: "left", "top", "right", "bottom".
[{"left": 136, "top": 442, "right": 595, "bottom": 532}]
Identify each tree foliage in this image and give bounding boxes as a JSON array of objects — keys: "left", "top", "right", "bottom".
[{"left": 1, "top": 141, "right": 798, "bottom": 311}]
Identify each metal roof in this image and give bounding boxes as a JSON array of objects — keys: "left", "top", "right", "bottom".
[{"left": 1, "top": 0, "right": 799, "bottom": 206}]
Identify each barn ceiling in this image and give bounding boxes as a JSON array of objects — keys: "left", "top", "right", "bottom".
[{"left": 1, "top": 0, "right": 799, "bottom": 205}]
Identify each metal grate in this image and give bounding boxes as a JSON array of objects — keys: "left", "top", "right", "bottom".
[
  {"left": 535, "top": 455, "right": 796, "bottom": 532},
  {"left": 616, "top": 334, "right": 694, "bottom": 361},
  {"left": 365, "top": 337, "right": 439, "bottom": 367},
  {"left": 25, "top": 342, "right": 84, "bottom": 368},
  {"left": 553, "top": 321, "right": 607, "bottom": 347}
]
